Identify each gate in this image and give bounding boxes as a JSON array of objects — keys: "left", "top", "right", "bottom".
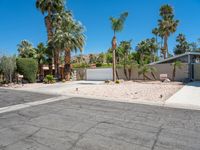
[
  {"left": 193, "top": 64, "right": 200, "bottom": 80},
  {"left": 86, "top": 68, "right": 113, "bottom": 81}
]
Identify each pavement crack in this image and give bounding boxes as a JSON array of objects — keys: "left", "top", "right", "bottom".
[
  {"left": 0, "top": 127, "right": 41, "bottom": 149},
  {"left": 67, "top": 121, "right": 111, "bottom": 150},
  {"left": 151, "top": 124, "right": 163, "bottom": 150}
]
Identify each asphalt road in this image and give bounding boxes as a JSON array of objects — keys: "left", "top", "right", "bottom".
[
  {"left": 0, "top": 90, "right": 200, "bottom": 149},
  {"left": 0, "top": 89, "right": 55, "bottom": 108}
]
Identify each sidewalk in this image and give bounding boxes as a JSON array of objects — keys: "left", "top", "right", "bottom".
[{"left": 165, "top": 82, "right": 200, "bottom": 110}]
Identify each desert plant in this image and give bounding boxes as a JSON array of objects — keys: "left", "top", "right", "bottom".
[
  {"left": 149, "top": 67, "right": 157, "bottom": 80},
  {"left": 138, "top": 65, "right": 151, "bottom": 80},
  {"left": 43, "top": 74, "right": 55, "bottom": 84},
  {"left": 115, "top": 80, "right": 120, "bottom": 84},
  {"left": 172, "top": 61, "right": 182, "bottom": 81},
  {"left": 16, "top": 58, "right": 38, "bottom": 83},
  {"left": 0, "top": 56, "right": 16, "bottom": 83}
]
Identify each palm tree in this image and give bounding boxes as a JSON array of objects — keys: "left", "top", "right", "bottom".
[
  {"left": 158, "top": 4, "right": 179, "bottom": 59},
  {"left": 174, "top": 33, "right": 190, "bottom": 55},
  {"left": 110, "top": 12, "right": 128, "bottom": 82},
  {"left": 138, "top": 64, "right": 151, "bottom": 80},
  {"left": 149, "top": 67, "right": 157, "bottom": 80},
  {"left": 172, "top": 61, "right": 182, "bottom": 81},
  {"left": 117, "top": 40, "right": 132, "bottom": 80},
  {"left": 36, "top": 0, "right": 65, "bottom": 75},
  {"left": 17, "top": 40, "right": 36, "bottom": 58},
  {"left": 152, "top": 28, "right": 159, "bottom": 43},
  {"left": 35, "top": 43, "right": 47, "bottom": 77},
  {"left": 51, "top": 11, "right": 85, "bottom": 80}
]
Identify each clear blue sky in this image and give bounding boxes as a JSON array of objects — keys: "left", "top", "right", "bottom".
[{"left": 0, "top": 0, "right": 200, "bottom": 56}]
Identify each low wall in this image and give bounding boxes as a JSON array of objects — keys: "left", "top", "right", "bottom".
[
  {"left": 74, "top": 63, "right": 189, "bottom": 81},
  {"left": 117, "top": 63, "right": 189, "bottom": 81}
]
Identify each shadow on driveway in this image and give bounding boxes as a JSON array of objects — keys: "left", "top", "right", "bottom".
[{"left": 0, "top": 89, "right": 56, "bottom": 108}]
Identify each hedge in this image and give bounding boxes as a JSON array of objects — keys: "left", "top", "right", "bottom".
[{"left": 16, "top": 58, "right": 38, "bottom": 83}]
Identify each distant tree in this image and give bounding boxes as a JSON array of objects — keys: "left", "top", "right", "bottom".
[
  {"left": 17, "top": 40, "right": 36, "bottom": 58},
  {"left": 89, "top": 54, "right": 97, "bottom": 64},
  {"left": 106, "top": 53, "right": 112, "bottom": 64},
  {"left": 110, "top": 12, "right": 128, "bottom": 81},
  {"left": 136, "top": 38, "right": 158, "bottom": 63},
  {"left": 189, "top": 42, "right": 198, "bottom": 51},
  {"left": 174, "top": 34, "right": 190, "bottom": 55},
  {"left": 97, "top": 53, "right": 105, "bottom": 64},
  {"left": 35, "top": 43, "right": 47, "bottom": 75},
  {"left": 0, "top": 56, "right": 16, "bottom": 83},
  {"left": 189, "top": 42, "right": 200, "bottom": 52}
]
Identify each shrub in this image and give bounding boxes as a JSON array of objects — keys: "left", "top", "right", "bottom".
[
  {"left": 115, "top": 80, "right": 120, "bottom": 84},
  {"left": 96, "top": 63, "right": 102, "bottom": 67},
  {"left": 16, "top": 58, "right": 38, "bottom": 83},
  {"left": 43, "top": 75, "right": 55, "bottom": 84},
  {"left": 0, "top": 56, "right": 16, "bottom": 83},
  {"left": 62, "top": 79, "right": 66, "bottom": 83}
]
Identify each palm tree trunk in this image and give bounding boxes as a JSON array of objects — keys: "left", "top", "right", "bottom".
[
  {"left": 64, "top": 49, "right": 71, "bottom": 81},
  {"left": 151, "top": 72, "right": 157, "bottom": 80},
  {"left": 172, "top": 67, "right": 176, "bottom": 81},
  {"left": 53, "top": 49, "right": 60, "bottom": 79},
  {"left": 144, "top": 74, "right": 151, "bottom": 80},
  {"left": 112, "top": 34, "right": 117, "bottom": 82},
  {"left": 128, "top": 68, "right": 132, "bottom": 80},
  {"left": 45, "top": 14, "right": 53, "bottom": 75},
  {"left": 163, "top": 35, "right": 168, "bottom": 59}
]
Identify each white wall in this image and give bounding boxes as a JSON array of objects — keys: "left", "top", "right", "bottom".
[{"left": 86, "top": 68, "right": 113, "bottom": 81}]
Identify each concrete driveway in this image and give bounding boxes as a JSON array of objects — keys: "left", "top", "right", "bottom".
[
  {"left": 166, "top": 82, "right": 200, "bottom": 110},
  {"left": 0, "top": 90, "right": 200, "bottom": 150}
]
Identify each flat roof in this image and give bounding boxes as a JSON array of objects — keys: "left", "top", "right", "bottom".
[{"left": 150, "top": 52, "right": 200, "bottom": 65}]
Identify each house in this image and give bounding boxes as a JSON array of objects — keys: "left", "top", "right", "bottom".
[{"left": 150, "top": 52, "right": 200, "bottom": 81}]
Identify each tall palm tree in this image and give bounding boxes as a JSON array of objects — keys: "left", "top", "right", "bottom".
[
  {"left": 110, "top": 12, "right": 128, "bottom": 82},
  {"left": 159, "top": 4, "right": 179, "bottom": 59},
  {"left": 36, "top": 0, "right": 65, "bottom": 75},
  {"left": 51, "top": 11, "right": 85, "bottom": 80},
  {"left": 17, "top": 40, "right": 36, "bottom": 58},
  {"left": 35, "top": 43, "right": 47, "bottom": 77}
]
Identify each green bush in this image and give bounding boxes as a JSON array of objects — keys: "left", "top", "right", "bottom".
[
  {"left": 115, "top": 80, "right": 120, "bottom": 84},
  {"left": 43, "top": 75, "right": 55, "bottom": 84},
  {"left": 96, "top": 63, "right": 102, "bottom": 67},
  {"left": 16, "top": 58, "right": 38, "bottom": 83}
]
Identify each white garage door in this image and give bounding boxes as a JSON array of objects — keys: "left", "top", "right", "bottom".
[{"left": 86, "top": 68, "right": 113, "bottom": 81}]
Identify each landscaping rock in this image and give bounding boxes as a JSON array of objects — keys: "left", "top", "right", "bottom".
[{"left": 163, "top": 78, "right": 171, "bottom": 83}]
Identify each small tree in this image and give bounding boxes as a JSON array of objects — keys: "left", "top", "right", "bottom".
[
  {"left": 0, "top": 56, "right": 16, "bottom": 83},
  {"left": 138, "top": 64, "right": 151, "bottom": 80},
  {"left": 172, "top": 61, "right": 182, "bottom": 81}
]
